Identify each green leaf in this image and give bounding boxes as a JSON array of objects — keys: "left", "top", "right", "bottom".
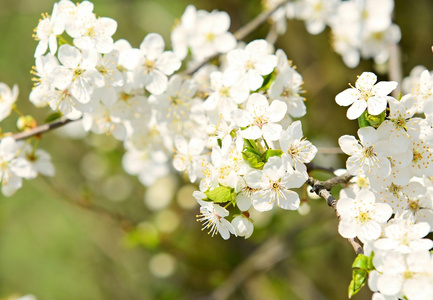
[
  {"left": 45, "top": 112, "right": 63, "bottom": 123},
  {"left": 244, "top": 139, "right": 261, "bottom": 155},
  {"left": 357, "top": 112, "right": 371, "bottom": 128},
  {"left": 348, "top": 269, "right": 368, "bottom": 298},
  {"left": 367, "top": 251, "right": 375, "bottom": 271},
  {"left": 242, "top": 149, "right": 264, "bottom": 169},
  {"left": 254, "top": 71, "right": 276, "bottom": 92},
  {"left": 205, "top": 186, "right": 236, "bottom": 204},
  {"left": 352, "top": 254, "right": 369, "bottom": 269},
  {"left": 262, "top": 149, "right": 283, "bottom": 162},
  {"left": 397, "top": 92, "right": 402, "bottom": 101},
  {"left": 366, "top": 111, "right": 386, "bottom": 128}
]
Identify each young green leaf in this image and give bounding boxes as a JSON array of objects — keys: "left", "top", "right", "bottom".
[
  {"left": 242, "top": 149, "right": 265, "bottom": 169},
  {"left": 204, "top": 186, "right": 236, "bottom": 204},
  {"left": 348, "top": 269, "right": 368, "bottom": 298},
  {"left": 262, "top": 149, "right": 283, "bottom": 162}
]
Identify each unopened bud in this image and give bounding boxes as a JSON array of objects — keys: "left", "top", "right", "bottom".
[{"left": 17, "top": 115, "right": 37, "bottom": 131}]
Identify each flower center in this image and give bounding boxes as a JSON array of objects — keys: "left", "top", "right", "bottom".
[
  {"left": 245, "top": 60, "right": 255, "bottom": 71},
  {"left": 219, "top": 87, "right": 230, "bottom": 97},
  {"left": 356, "top": 177, "right": 369, "bottom": 188},
  {"left": 408, "top": 200, "right": 420, "bottom": 213},
  {"left": 73, "top": 68, "right": 84, "bottom": 80},
  {"left": 144, "top": 59, "right": 156, "bottom": 72},
  {"left": 253, "top": 115, "right": 268, "bottom": 128},
  {"left": 96, "top": 65, "right": 109, "bottom": 76},
  {"left": 393, "top": 116, "right": 407, "bottom": 130},
  {"left": 85, "top": 27, "right": 95, "bottom": 38},
  {"left": 206, "top": 32, "right": 215, "bottom": 42},
  {"left": 362, "top": 146, "right": 375, "bottom": 158},
  {"left": 389, "top": 183, "right": 402, "bottom": 197},
  {"left": 357, "top": 211, "right": 371, "bottom": 223},
  {"left": 412, "top": 150, "right": 423, "bottom": 163}
]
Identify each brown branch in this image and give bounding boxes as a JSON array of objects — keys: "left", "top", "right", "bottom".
[
  {"left": 185, "top": 0, "right": 291, "bottom": 76},
  {"left": 3, "top": 117, "right": 80, "bottom": 141},
  {"left": 210, "top": 210, "right": 329, "bottom": 300},
  {"left": 389, "top": 42, "right": 402, "bottom": 97},
  {"left": 317, "top": 147, "right": 344, "bottom": 154},
  {"left": 306, "top": 174, "right": 364, "bottom": 254},
  {"left": 40, "top": 177, "right": 137, "bottom": 232}
]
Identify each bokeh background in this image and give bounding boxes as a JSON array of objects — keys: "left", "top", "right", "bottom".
[{"left": 0, "top": 0, "right": 432, "bottom": 299}]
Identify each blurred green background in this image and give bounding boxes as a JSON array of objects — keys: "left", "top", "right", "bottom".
[{"left": 0, "top": 0, "right": 432, "bottom": 299}]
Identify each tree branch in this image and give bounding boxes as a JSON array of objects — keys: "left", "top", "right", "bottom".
[
  {"left": 185, "top": 0, "right": 291, "bottom": 76},
  {"left": 2, "top": 117, "right": 80, "bottom": 141},
  {"left": 40, "top": 177, "right": 137, "bottom": 232},
  {"left": 389, "top": 43, "right": 402, "bottom": 97},
  {"left": 306, "top": 174, "right": 364, "bottom": 254}
]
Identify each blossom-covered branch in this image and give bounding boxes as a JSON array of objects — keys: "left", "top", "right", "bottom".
[
  {"left": 6, "top": 117, "right": 78, "bottom": 141},
  {"left": 306, "top": 174, "right": 363, "bottom": 254},
  {"left": 185, "top": 0, "right": 291, "bottom": 75}
]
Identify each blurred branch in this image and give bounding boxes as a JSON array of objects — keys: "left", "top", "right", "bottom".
[
  {"left": 389, "top": 43, "right": 402, "bottom": 97},
  {"left": 3, "top": 117, "right": 79, "bottom": 141},
  {"left": 185, "top": 0, "right": 291, "bottom": 75},
  {"left": 306, "top": 174, "right": 363, "bottom": 255},
  {"left": 40, "top": 177, "right": 137, "bottom": 232},
  {"left": 210, "top": 210, "right": 328, "bottom": 300},
  {"left": 317, "top": 147, "right": 344, "bottom": 154},
  {"left": 265, "top": 22, "right": 279, "bottom": 45}
]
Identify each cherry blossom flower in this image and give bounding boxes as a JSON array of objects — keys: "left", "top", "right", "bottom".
[
  {"left": 30, "top": 53, "right": 59, "bottom": 107},
  {"left": 125, "top": 33, "right": 181, "bottom": 95},
  {"left": 374, "top": 220, "right": 433, "bottom": 254},
  {"left": 279, "top": 120, "right": 317, "bottom": 175},
  {"left": 69, "top": 14, "right": 117, "bottom": 54},
  {"left": 0, "top": 82, "right": 19, "bottom": 122},
  {"left": 33, "top": 3, "right": 64, "bottom": 57},
  {"left": 336, "top": 72, "right": 397, "bottom": 119},
  {"left": 189, "top": 10, "right": 236, "bottom": 61},
  {"left": 231, "top": 213, "right": 254, "bottom": 239},
  {"left": 0, "top": 138, "right": 33, "bottom": 197},
  {"left": 245, "top": 156, "right": 306, "bottom": 212},
  {"left": 225, "top": 40, "right": 277, "bottom": 91},
  {"left": 337, "top": 189, "right": 392, "bottom": 241},
  {"left": 173, "top": 135, "right": 206, "bottom": 183},
  {"left": 52, "top": 45, "right": 105, "bottom": 103},
  {"left": 339, "top": 126, "right": 392, "bottom": 178},
  {"left": 232, "top": 93, "right": 287, "bottom": 141},
  {"left": 195, "top": 192, "right": 236, "bottom": 240}
]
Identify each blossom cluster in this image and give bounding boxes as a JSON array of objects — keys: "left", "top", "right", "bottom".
[
  {"left": 264, "top": 0, "right": 400, "bottom": 67},
  {"left": 0, "top": 84, "right": 55, "bottom": 196},
  {"left": 335, "top": 69, "right": 433, "bottom": 299},
  {"left": 0, "top": 1, "right": 431, "bottom": 299},
  {"left": 0, "top": 0, "right": 315, "bottom": 239}
]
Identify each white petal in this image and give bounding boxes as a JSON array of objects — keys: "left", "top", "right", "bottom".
[
  {"left": 367, "top": 96, "right": 388, "bottom": 115},
  {"left": 338, "top": 135, "right": 360, "bottom": 155},
  {"left": 241, "top": 125, "right": 262, "bottom": 140},
  {"left": 262, "top": 123, "right": 282, "bottom": 141},
  {"left": 335, "top": 88, "right": 359, "bottom": 106},
  {"left": 145, "top": 70, "right": 168, "bottom": 95},
  {"left": 356, "top": 72, "right": 377, "bottom": 90},
  {"left": 372, "top": 81, "right": 398, "bottom": 96},
  {"left": 140, "top": 33, "right": 165, "bottom": 60},
  {"left": 347, "top": 100, "right": 367, "bottom": 120},
  {"left": 268, "top": 100, "right": 287, "bottom": 122}
]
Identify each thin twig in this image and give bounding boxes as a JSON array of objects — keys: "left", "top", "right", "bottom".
[
  {"left": 3, "top": 117, "right": 80, "bottom": 141},
  {"left": 40, "top": 176, "right": 137, "bottom": 232},
  {"left": 185, "top": 0, "right": 291, "bottom": 76},
  {"left": 306, "top": 175, "right": 363, "bottom": 254},
  {"left": 265, "top": 22, "right": 279, "bottom": 45},
  {"left": 389, "top": 43, "right": 402, "bottom": 97},
  {"left": 210, "top": 210, "right": 328, "bottom": 300},
  {"left": 317, "top": 147, "right": 344, "bottom": 154}
]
